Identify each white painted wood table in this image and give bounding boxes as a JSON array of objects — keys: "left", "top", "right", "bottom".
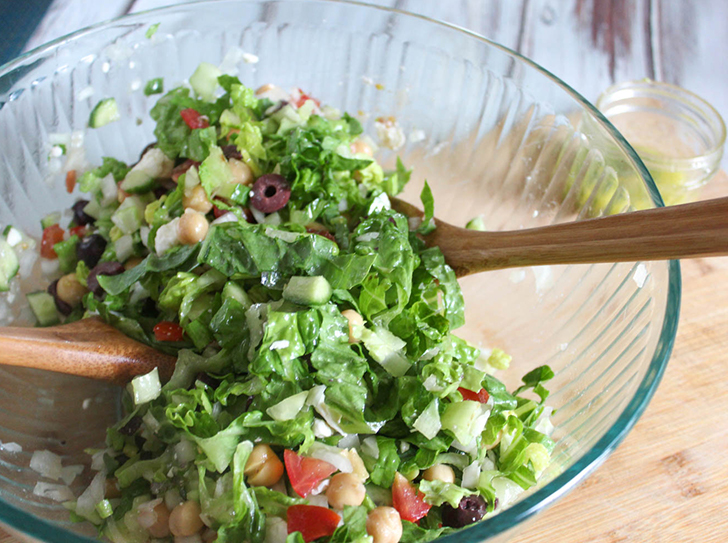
[{"left": 6, "top": 1, "right": 728, "bottom": 542}]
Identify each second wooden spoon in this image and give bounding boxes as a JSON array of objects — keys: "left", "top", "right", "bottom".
[{"left": 392, "top": 196, "right": 728, "bottom": 277}]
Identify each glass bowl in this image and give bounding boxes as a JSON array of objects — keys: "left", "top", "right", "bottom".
[{"left": 0, "top": 1, "right": 680, "bottom": 542}]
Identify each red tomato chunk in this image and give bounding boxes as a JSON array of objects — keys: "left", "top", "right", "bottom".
[
  {"left": 284, "top": 449, "right": 337, "bottom": 498},
  {"left": 457, "top": 387, "right": 490, "bottom": 404},
  {"left": 287, "top": 504, "right": 340, "bottom": 542},
  {"left": 41, "top": 224, "right": 65, "bottom": 259},
  {"left": 180, "top": 108, "right": 210, "bottom": 130},
  {"left": 153, "top": 321, "right": 184, "bottom": 342},
  {"left": 392, "top": 472, "right": 431, "bottom": 522}
]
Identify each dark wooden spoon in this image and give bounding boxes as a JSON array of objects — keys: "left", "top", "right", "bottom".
[
  {"left": 0, "top": 317, "right": 176, "bottom": 384},
  {"left": 391, "top": 196, "right": 728, "bottom": 277}
]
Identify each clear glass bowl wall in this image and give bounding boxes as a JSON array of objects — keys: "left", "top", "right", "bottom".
[{"left": 0, "top": 1, "right": 679, "bottom": 542}]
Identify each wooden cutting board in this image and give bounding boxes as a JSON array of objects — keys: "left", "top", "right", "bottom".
[{"left": 2, "top": 175, "right": 727, "bottom": 543}]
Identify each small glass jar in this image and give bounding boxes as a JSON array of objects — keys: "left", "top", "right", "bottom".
[{"left": 597, "top": 80, "right": 725, "bottom": 205}]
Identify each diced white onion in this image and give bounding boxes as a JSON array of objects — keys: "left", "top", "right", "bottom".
[
  {"left": 33, "top": 482, "right": 74, "bottom": 502},
  {"left": 59, "top": 464, "right": 84, "bottom": 486},
  {"left": 30, "top": 449, "right": 63, "bottom": 481},
  {"left": 76, "top": 471, "right": 106, "bottom": 520},
  {"left": 308, "top": 443, "right": 353, "bottom": 474},
  {"left": 136, "top": 498, "right": 163, "bottom": 529},
  {"left": 461, "top": 461, "right": 481, "bottom": 489},
  {"left": 0, "top": 441, "right": 22, "bottom": 453}
]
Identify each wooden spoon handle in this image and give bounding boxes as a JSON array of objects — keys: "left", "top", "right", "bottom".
[
  {"left": 0, "top": 317, "right": 176, "bottom": 384},
  {"left": 429, "top": 196, "right": 728, "bottom": 275}
]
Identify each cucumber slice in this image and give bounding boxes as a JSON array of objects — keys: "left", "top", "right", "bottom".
[
  {"left": 0, "top": 238, "right": 19, "bottom": 292},
  {"left": 41, "top": 212, "right": 61, "bottom": 230},
  {"left": 27, "top": 291, "right": 60, "bottom": 326},
  {"left": 282, "top": 276, "right": 332, "bottom": 306},
  {"left": 222, "top": 281, "right": 252, "bottom": 309},
  {"left": 89, "top": 98, "right": 120, "bottom": 128},
  {"left": 119, "top": 170, "right": 155, "bottom": 194},
  {"left": 189, "top": 62, "right": 222, "bottom": 102}
]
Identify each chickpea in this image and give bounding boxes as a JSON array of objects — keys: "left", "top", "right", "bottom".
[
  {"left": 147, "top": 502, "right": 171, "bottom": 538},
  {"left": 56, "top": 273, "right": 88, "bottom": 307},
  {"left": 244, "top": 444, "right": 284, "bottom": 487},
  {"left": 422, "top": 464, "right": 455, "bottom": 484},
  {"left": 104, "top": 478, "right": 121, "bottom": 499},
  {"left": 169, "top": 500, "right": 204, "bottom": 537},
  {"left": 341, "top": 309, "right": 365, "bottom": 344},
  {"left": 177, "top": 209, "right": 209, "bottom": 245},
  {"left": 366, "top": 506, "right": 402, "bottom": 543},
  {"left": 326, "top": 472, "right": 366, "bottom": 509},
  {"left": 124, "top": 256, "right": 144, "bottom": 270},
  {"left": 350, "top": 139, "right": 373, "bottom": 157},
  {"left": 183, "top": 185, "right": 213, "bottom": 214},
  {"left": 201, "top": 528, "right": 217, "bottom": 543},
  {"left": 228, "top": 158, "right": 254, "bottom": 186},
  {"left": 255, "top": 83, "right": 275, "bottom": 95}
]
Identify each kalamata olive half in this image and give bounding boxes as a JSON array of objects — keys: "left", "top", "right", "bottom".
[
  {"left": 47, "top": 279, "right": 72, "bottom": 316},
  {"left": 250, "top": 173, "right": 291, "bottom": 213},
  {"left": 76, "top": 234, "right": 107, "bottom": 268},
  {"left": 87, "top": 261, "right": 125, "bottom": 297},
  {"left": 221, "top": 144, "right": 242, "bottom": 161},
  {"left": 441, "top": 495, "right": 488, "bottom": 528},
  {"left": 71, "top": 200, "right": 93, "bottom": 226}
]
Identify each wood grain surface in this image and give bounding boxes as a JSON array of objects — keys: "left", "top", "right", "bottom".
[{"left": 5, "top": 1, "right": 728, "bottom": 542}]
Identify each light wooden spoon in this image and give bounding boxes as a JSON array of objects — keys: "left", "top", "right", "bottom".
[
  {"left": 0, "top": 196, "right": 725, "bottom": 383},
  {"left": 0, "top": 316, "right": 176, "bottom": 384},
  {"left": 391, "top": 196, "right": 728, "bottom": 277}
]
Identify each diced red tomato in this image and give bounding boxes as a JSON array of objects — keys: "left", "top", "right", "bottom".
[
  {"left": 153, "top": 321, "right": 185, "bottom": 342},
  {"left": 284, "top": 449, "right": 337, "bottom": 498},
  {"left": 40, "top": 224, "right": 65, "bottom": 259},
  {"left": 180, "top": 108, "right": 210, "bottom": 130},
  {"left": 392, "top": 472, "right": 431, "bottom": 522},
  {"left": 65, "top": 170, "right": 77, "bottom": 193},
  {"left": 458, "top": 387, "right": 490, "bottom": 404},
  {"left": 293, "top": 89, "right": 320, "bottom": 109},
  {"left": 287, "top": 505, "right": 340, "bottom": 542},
  {"left": 171, "top": 159, "right": 200, "bottom": 183},
  {"left": 69, "top": 225, "right": 87, "bottom": 238}
]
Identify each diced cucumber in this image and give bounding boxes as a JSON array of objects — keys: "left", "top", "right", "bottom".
[
  {"left": 222, "top": 281, "right": 252, "bottom": 309},
  {"left": 3, "top": 226, "right": 22, "bottom": 247},
  {"left": 41, "top": 212, "right": 61, "bottom": 230},
  {"left": 466, "top": 216, "right": 486, "bottom": 231},
  {"left": 27, "top": 291, "right": 60, "bottom": 326},
  {"left": 282, "top": 276, "right": 332, "bottom": 306},
  {"left": 184, "top": 318, "right": 213, "bottom": 350},
  {"left": 189, "top": 62, "right": 222, "bottom": 102},
  {"left": 53, "top": 235, "right": 79, "bottom": 274},
  {"left": 143, "top": 78, "right": 164, "bottom": 96},
  {"left": 88, "top": 98, "right": 120, "bottom": 128},
  {"left": 111, "top": 197, "right": 145, "bottom": 235},
  {"left": 119, "top": 170, "right": 155, "bottom": 194},
  {"left": 82, "top": 199, "right": 102, "bottom": 220},
  {"left": 0, "top": 237, "right": 19, "bottom": 292},
  {"left": 114, "top": 234, "right": 134, "bottom": 263},
  {"left": 99, "top": 174, "right": 119, "bottom": 206}
]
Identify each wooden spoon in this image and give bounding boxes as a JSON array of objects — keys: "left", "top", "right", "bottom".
[
  {"left": 0, "top": 196, "right": 725, "bottom": 383},
  {"left": 0, "top": 317, "right": 176, "bottom": 384},
  {"left": 391, "top": 196, "right": 728, "bottom": 277}
]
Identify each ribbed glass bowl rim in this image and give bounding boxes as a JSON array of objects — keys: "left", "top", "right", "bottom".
[{"left": 0, "top": 1, "right": 681, "bottom": 542}]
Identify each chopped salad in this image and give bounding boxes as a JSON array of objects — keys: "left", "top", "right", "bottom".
[{"left": 6, "top": 62, "right": 556, "bottom": 543}]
